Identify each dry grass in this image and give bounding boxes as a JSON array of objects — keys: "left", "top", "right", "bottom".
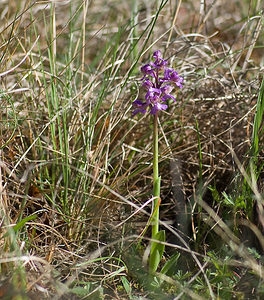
[{"left": 0, "top": 0, "right": 264, "bottom": 299}]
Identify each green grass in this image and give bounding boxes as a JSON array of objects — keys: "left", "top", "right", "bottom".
[{"left": 0, "top": 0, "right": 264, "bottom": 299}]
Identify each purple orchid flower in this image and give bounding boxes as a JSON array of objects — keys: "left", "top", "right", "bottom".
[
  {"left": 151, "top": 102, "right": 168, "bottom": 115},
  {"left": 140, "top": 64, "right": 155, "bottom": 80},
  {"left": 161, "top": 85, "right": 176, "bottom": 102},
  {"left": 132, "top": 50, "right": 183, "bottom": 116},
  {"left": 132, "top": 99, "right": 148, "bottom": 116},
  {"left": 153, "top": 50, "right": 162, "bottom": 60},
  {"left": 142, "top": 78, "right": 153, "bottom": 89},
  {"left": 152, "top": 50, "right": 168, "bottom": 70},
  {"left": 163, "top": 68, "right": 184, "bottom": 88}
]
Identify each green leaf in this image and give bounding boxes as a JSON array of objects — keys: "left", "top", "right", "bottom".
[
  {"left": 70, "top": 285, "right": 91, "bottom": 296},
  {"left": 251, "top": 78, "right": 264, "bottom": 160},
  {"left": 121, "top": 276, "right": 132, "bottom": 298},
  {"left": 208, "top": 185, "right": 221, "bottom": 203},
  {"left": 222, "top": 191, "right": 235, "bottom": 207},
  {"left": 160, "top": 252, "right": 180, "bottom": 276},
  {"left": 3, "top": 214, "right": 37, "bottom": 238},
  {"left": 12, "top": 215, "right": 37, "bottom": 232},
  {"left": 149, "top": 230, "right": 165, "bottom": 273}
]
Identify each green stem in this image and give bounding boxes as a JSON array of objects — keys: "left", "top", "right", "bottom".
[
  {"left": 149, "top": 113, "right": 161, "bottom": 272},
  {"left": 152, "top": 113, "right": 160, "bottom": 235}
]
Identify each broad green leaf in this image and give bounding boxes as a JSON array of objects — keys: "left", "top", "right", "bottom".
[{"left": 149, "top": 230, "right": 165, "bottom": 273}]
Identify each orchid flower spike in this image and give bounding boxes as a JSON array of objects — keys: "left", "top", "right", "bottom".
[{"left": 132, "top": 50, "right": 183, "bottom": 116}]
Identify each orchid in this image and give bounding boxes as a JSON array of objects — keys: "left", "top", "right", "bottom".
[
  {"left": 132, "top": 50, "right": 183, "bottom": 116},
  {"left": 132, "top": 50, "right": 183, "bottom": 274}
]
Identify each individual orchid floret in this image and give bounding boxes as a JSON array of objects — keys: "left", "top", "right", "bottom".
[
  {"left": 161, "top": 85, "right": 176, "bottom": 102},
  {"left": 151, "top": 102, "right": 168, "bottom": 115},
  {"left": 150, "top": 59, "right": 167, "bottom": 70},
  {"left": 132, "top": 50, "right": 183, "bottom": 116},
  {"left": 141, "top": 64, "right": 155, "bottom": 80},
  {"left": 132, "top": 99, "right": 148, "bottom": 116},
  {"left": 163, "top": 68, "right": 184, "bottom": 88},
  {"left": 153, "top": 50, "right": 162, "bottom": 60},
  {"left": 145, "top": 87, "right": 162, "bottom": 102},
  {"left": 150, "top": 50, "right": 168, "bottom": 70},
  {"left": 142, "top": 78, "right": 153, "bottom": 89}
]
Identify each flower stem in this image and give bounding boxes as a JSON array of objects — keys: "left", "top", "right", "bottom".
[
  {"left": 149, "top": 113, "right": 161, "bottom": 272},
  {"left": 152, "top": 113, "right": 160, "bottom": 234}
]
